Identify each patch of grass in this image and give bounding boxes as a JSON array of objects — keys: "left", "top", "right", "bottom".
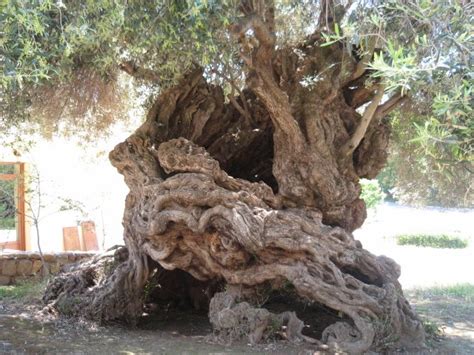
[
  {"left": 409, "top": 283, "right": 474, "bottom": 303},
  {"left": 396, "top": 234, "right": 468, "bottom": 249},
  {"left": 422, "top": 319, "right": 443, "bottom": 347},
  {"left": 0, "top": 279, "right": 47, "bottom": 301},
  {"left": 423, "top": 319, "right": 441, "bottom": 336}
]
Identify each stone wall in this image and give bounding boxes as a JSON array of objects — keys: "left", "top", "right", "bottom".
[{"left": 0, "top": 251, "right": 96, "bottom": 285}]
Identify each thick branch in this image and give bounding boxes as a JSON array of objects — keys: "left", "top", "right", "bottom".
[
  {"left": 232, "top": 13, "right": 275, "bottom": 64},
  {"left": 119, "top": 61, "right": 160, "bottom": 83},
  {"left": 341, "top": 85, "right": 385, "bottom": 156},
  {"left": 345, "top": 84, "right": 376, "bottom": 108},
  {"left": 347, "top": 38, "right": 377, "bottom": 84},
  {"left": 232, "top": 13, "right": 305, "bottom": 147},
  {"left": 318, "top": 0, "right": 350, "bottom": 30},
  {"left": 374, "top": 92, "right": 407, "bottom": 120}
]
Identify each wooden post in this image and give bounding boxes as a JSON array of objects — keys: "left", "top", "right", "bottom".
[
  {"left": 17, "top": 163, "right": 26, "bottom": 251},
  {"left": 63, "top": 226, "right": 81, "bottom": 251},
  {"left": 81, "top": 221, "right": 98, "bottom": 251}
]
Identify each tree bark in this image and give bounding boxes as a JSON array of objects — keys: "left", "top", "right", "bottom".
[{"left": 43, "top": 9, "right": 424, "bottom": 353}]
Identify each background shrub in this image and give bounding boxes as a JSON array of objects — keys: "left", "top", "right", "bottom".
[
  {"left": 397, "top": 234, "right": 468, "bottom": 249},
  {"left": 360, "top": 179, "right": 386, "bottom": 209}
]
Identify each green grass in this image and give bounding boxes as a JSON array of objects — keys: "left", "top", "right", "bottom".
[
  {"left": 396, "top": 234, "right": 468, "bottom": 249},
  {"left": 408, "top": 283, "right": 474, "bottom": 303},
  {"left": 0, "top": 279, "right": 47, "bottom": 301}
]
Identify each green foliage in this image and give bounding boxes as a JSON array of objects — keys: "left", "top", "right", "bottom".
[
  {"left": 412, "top": 80, "right": 473, "bottom": 163},
  {"left": 380, "top": 108, "right": 473, "bottom": 207},
  {"left": 369, "top": 42, "right": 420, "bottom": 95},
  {"left": 330, "top": 0, "right": 473, "bottom": 172},
  {"left": 0, "top": 179, "right": 16, "bottom": 229},
  {"left": 0, "top": 0, "right": 236, "bottom": 87},
  {"left": 0, "top": 279, "right": 47, "bottom": 300},
  {"left": 375, "top": 162, "right": 397, "bottom": 201},
  {"left": 396, "top": 234, "right": 468, "bottom": 249},
  {"left": 0, "top": 214, "right": 15, "bottom": 229},
  {"left": 360, "top": 179, "right": 385, "bottom": 209},
  {"left": 422, "top": 319, "right": 442, "bottom": 340},
  {"left": 0, "top": 0, "right": 239, "bottom": 137}
]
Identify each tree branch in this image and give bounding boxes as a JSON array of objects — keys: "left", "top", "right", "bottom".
[
  {"left": 347, "top": 38, "right": 377, "bottom": 83},
  {"left": 341, "top": 84, "right": 385, "bottom": 156},
  {"left": 345, "top": 83, "right": 377, "bottom": 108},
  {"left": 212, "top": 68, "right": 252, "bottom": 123},
  {"left": 318, "top": 0, "right": 350, "bottom": 30},
  {"left": 374, "top": 92, "right": 407, "bottom": 120},
  {"left": 119, "top": 61, "right": 160, "bottom": 83},
  {"left": 231, "top": 13, "right": 275, "bottom": 64}
]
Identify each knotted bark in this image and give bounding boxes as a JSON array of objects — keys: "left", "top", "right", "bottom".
[
  {"left": 43, "top": 8, "right": 424, "bottom": 352},
  {"left": 44, "top": 124, "right": 424, "bottom": 352}
]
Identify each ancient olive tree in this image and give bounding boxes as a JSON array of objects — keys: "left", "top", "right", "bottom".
[{"left": 2, "top": 0, "right": 472, "bottom": 352}]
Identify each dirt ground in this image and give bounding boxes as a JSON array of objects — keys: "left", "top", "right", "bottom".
[
  {"left": 1, "top": 289, "right": 472, "bottom": 354},
  {"left": 406, "top": 288, "right": 474, "bottom": 354},
  {"left": 1, "top": 203, "right": 473, "bottom": 354},
  {"left": 0, "top": 299, "right": 318, "bottom": 355}
]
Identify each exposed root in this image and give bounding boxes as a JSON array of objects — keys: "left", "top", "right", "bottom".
[
  {"left": 209, "top": 291, "right": 319, "bottom": 345},
  {"left": 43, "top": 246, "right": 148, "bottom": 324}
]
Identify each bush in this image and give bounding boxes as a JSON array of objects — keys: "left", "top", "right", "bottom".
[
  {"left": 396, "top": 234, "right": 468, "bottom": 249},
  {"left": 360, "top": 179, "right": 385, "bottom": 209}
]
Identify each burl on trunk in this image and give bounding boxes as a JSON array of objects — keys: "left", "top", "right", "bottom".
[{"left": 43, "top": 9, "right": 424, "bottom": 354}]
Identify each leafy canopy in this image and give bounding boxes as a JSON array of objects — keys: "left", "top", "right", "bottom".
[{"left": 1, "top": 0, "right": 239, "bottom": 137}]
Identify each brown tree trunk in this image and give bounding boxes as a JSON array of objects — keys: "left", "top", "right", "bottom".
[{"left": 43, "top": 8, "right": 425, "bottom": 354}]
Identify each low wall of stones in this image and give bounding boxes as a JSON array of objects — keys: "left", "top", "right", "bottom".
[{"left": 0, "top": 251, "right": 96, "bottom": 285}]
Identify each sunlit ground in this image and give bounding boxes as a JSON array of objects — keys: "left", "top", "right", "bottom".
[
  {"left": 355, "top": 202, "right": 474, "bottom": 353},
  {"left": 355, "top": 202, "right": 474, "bottom": 288}
]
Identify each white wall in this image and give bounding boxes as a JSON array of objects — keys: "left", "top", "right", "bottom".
[{"left": 1, "top": 122, "right": 138, "bottom": 251}]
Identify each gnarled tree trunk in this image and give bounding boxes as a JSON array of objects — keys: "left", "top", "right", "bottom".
[{"left": 43, "top": 4, "right": 424, "bottom": 353}]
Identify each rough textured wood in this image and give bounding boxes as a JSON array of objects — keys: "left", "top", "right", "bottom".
[
  {"left": 44, "top": 135, "right": 424, "bottom": 352},
  {"left": 43, "top": 6, "right": 424, "bottom": 353}
]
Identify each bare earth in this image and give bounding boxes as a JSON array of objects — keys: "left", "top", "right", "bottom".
[
  {"left": 355, "top": 203, "right": 474, "bottom": 354},
  {"left": 1, "top": 203, "right": 473, "bottom": 354}
]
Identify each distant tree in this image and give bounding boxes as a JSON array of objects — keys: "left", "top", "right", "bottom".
[
  {"left": 380, "top": 109, "right": 473, "bottom": 207},
  {"left": 2, "top": 1, "right": 472, "bottom": 352},
  {"left": 0, "top": 180, "right": 15, "bottom": 229}
]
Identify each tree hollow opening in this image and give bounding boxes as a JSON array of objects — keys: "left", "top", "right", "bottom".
[
  {"left": 262, "top": 285, "right": 353, "bottom": 341},
  {"left": 143, "top": 265, "right": 223, "bottom": 316}
]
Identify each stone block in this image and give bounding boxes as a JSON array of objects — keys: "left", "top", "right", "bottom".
[
  {"left": 17, "top": 260, "right": 33, "bottom": 275},
  {"left": 0, "top": 275, "right": 11, "bottom": 285},
  {"left": 29, "top": 252, "right": 41, "bottom": 259},
  {"left": 57, "top": 257, "right": 69, "bottom": 265},
  {"left": 49, "top": 263, "right": 60, "bottom": 274},
  {"left": 43, "top": 254, "right": 56, "bottom": 262},
  {"left": 14, "top": 253, "right": 28, "bottom": 259},
  {"left": 2, "top": 260, "right": 17, "bottom": 276},
  {"left": 32, "top": 260, "right": 43, "bottom": 274}
]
